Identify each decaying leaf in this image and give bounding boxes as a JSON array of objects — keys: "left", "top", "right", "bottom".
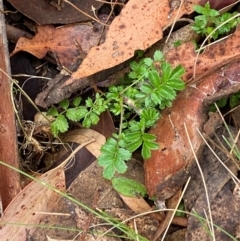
[
  {"left": 53, "top": 128, "right": 106, "bottom": 187},
  {"left": 91, "top": 111, "right": 115, "bottom": 138},
  {"left": 0, "top": 166, "right": 65, "bottom": 241},
  {"left": 118, "top": 194, "right": 152, "bottom": 214},
  {"left": 61, "top": 0, "right": 199, "bottom": 85},
  {"left": 11, "top": 20, "right": 107, "bottom": 69},
  {"left": 62, "top": 128, "right": 106, "bottom": 158},
  {"left": 6, "top": 0, "right": 103, "bottom": 24}
]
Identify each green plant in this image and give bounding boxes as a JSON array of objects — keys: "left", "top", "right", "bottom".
[
  {"left": 192, "top": 2, "right": 240, "bottom": 40},
  {"left": 47, "top": 50, "right": 185, "bottom": 182},
  {"left": 209, "top": 91, "right": 240, "bottom": 112}
]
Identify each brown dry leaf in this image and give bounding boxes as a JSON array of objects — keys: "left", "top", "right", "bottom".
[
  {"left": 0, "top": 166, "right": 65, "bottom": 241},
  {"left": 144, "top": 59, "right": 240, "bottom": 199},
  {"left": 6, "top": 0, "right": 103, "bottom": 24},
  {"left": 118, "top": 194, "right": 152, "bottom": 214},
  {"left": 62, "top": 128, "right": 106, "bottom": 158},
  {"left": 61, "top": 0, "right": 199, "bottom": 87},
  {"left": 11, "top": 22, "right": 106, "bottom": 69},
  {"left": 91, "top": 111, "right": 115, "bottom": 138}
]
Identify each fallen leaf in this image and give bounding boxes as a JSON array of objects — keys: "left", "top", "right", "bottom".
[
  {"left": 11, "top": 21, "right": 107, "bottom": 69},
  {"left": 91, "top": 111, "right": 115, "bottom": 138},
  {"left": 0, "top": 166, "right": 65, "bottom": 241},
  {"left": 61, "top": 0, "right": 199, "bottom": 86},
  {"left": 53, "top": 129, "right": 106, "bottom": 187},
  {"left": 119, "top": 194, "right": 151, "bottom": 214},
  {"left": 63, "top": 128, "right": 106, "bottom": 158},
  {"left": 6, "top": 0, "right": 103, "bottom": 24}
]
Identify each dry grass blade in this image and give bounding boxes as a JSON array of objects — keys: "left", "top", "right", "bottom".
[{"left": 184, "top": 123, "right": 216, "bottom": 240}]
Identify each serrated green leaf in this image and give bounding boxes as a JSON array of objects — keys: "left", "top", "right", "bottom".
[
  {"left": 140, "top": 83, "right": 153, "bottom": 94},
  {"left": 148, "top": 70, "right": 160, "bottom": 87},
  {"left": 151, "top": 91, "right": 161, "bottom": 105},
  {"left": 89, "top": 112, "right": 100, "bottom": 125},
  {"left": 66, "top": 107, "right": 87, "bottom": 121},
  {"left": 166, "top": 80, "right": 185, "bottom": 90},
  {"left": 72, "top": 97, "right": 81, "bottom": 107},
  {"left": 161, "top": 62, "right": 172, "bottom": 82},
  {"left": 50, "top": 122, "right": 60, "bottom": 137},
  {"left": 100, "top": 138, "right": 116, "bottom": 151},
  {"left": 110, "top": 102, "right": 121, "bottom": 115},
  {"left": 143, "top": 140, "right": 159, "bottom": 150},
  {"left": 169, "top": 65, "right": 185, "bottom": 80},
  {"left": 159, "top": 85, "right": 176, "bottom": 100},
  {"left": 153, "top": 50, "right": 164, "bottom": 62},
  {"left": 102, "top": 165, "right": 116, "bottom": 179},
  {"left": 193, "top": 5, "right": 205, "bottom": 14},
  {"left": 54, "top": 114, "right": 69, "bottom": 133},
  {"left": 128, "top": 71, "right": 138, "bottom": 79},
  {"left": 126, "top": 138, "right": 142, "bottom": 152},
  {"left": 75, "top": 107, "right": 88, "bottom": 120},
  {"left": 98, "top": 138, "right": 131, "bottom": 179},
  {"left": 142, "top": 143, "right": 151, "bottom": 159},
  {"left": 47, "top": 106, "right": 58, "bottom": 116},
  {"left": 207, "top": 9, "right": 219, "bottom": 17},
  {"left": 82, "top": 117, "right": 92, "bottom": 128},
  {"left": 125, "top": 131, "right": 142, "bottom": 142},
  {"left": 143, "top": 58, "right": 153, "bottom": 66},
  {"left": 85, "top": 98, "right": 93, "bottom": 107},
  {"left": 112, "top": 177, "right": 147, "bottom": 197},
  {"left": 134, "top": 92, "right": 145, "bottom": 98},
  {"left": 59, "top": 99, "right": 69, "bottom": 110},
  {"left": 160, "top": 98, "right": 172, "bottom": 109},
  {"left": 117, "top": 147, "right": 132, "bottom": 162},
  {"left": 114, "top": 157, "right": 128, "bottom": 173},
  {"left": 142, "top": 132, "right": 157, "bottom": 141},
  {"left": 128, "top": 120, "right": 141, "bottom": 132},
  {"left": 140, "top": 108, "right": 160, "bottom": 127},
  {"left": 66, "top": 108, "right": 79, "bottom": 121}
]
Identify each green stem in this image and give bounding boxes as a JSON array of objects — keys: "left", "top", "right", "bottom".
[
  {"left": 118, "top": 97, "right": 124, "bottom": 136},
  {"left": 120, "top": 66, "right": 152, "bottom": 95}
]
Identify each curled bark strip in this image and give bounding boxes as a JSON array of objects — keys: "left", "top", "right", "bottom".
[{"left": 144, "top": 59, "right": 240, "bottom": 199}]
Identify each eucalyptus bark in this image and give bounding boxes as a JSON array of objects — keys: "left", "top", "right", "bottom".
[{"left": 0, "top": 0, "right": 21, "bottom": 209}]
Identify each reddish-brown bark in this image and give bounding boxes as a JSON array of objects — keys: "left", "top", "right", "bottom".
[{"left": 0, "top": 0, "right": 21, "bottom": 209}]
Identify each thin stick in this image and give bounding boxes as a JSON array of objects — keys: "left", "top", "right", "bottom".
[
  {"left": 63, "top": 0, "right": 108, "bottom": 26},
  {"left": 165, "top": 0, "right": 184, "bottom": 43},
  {"left": 161, "top": 177, "right": 191, "bottom": 241}
]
